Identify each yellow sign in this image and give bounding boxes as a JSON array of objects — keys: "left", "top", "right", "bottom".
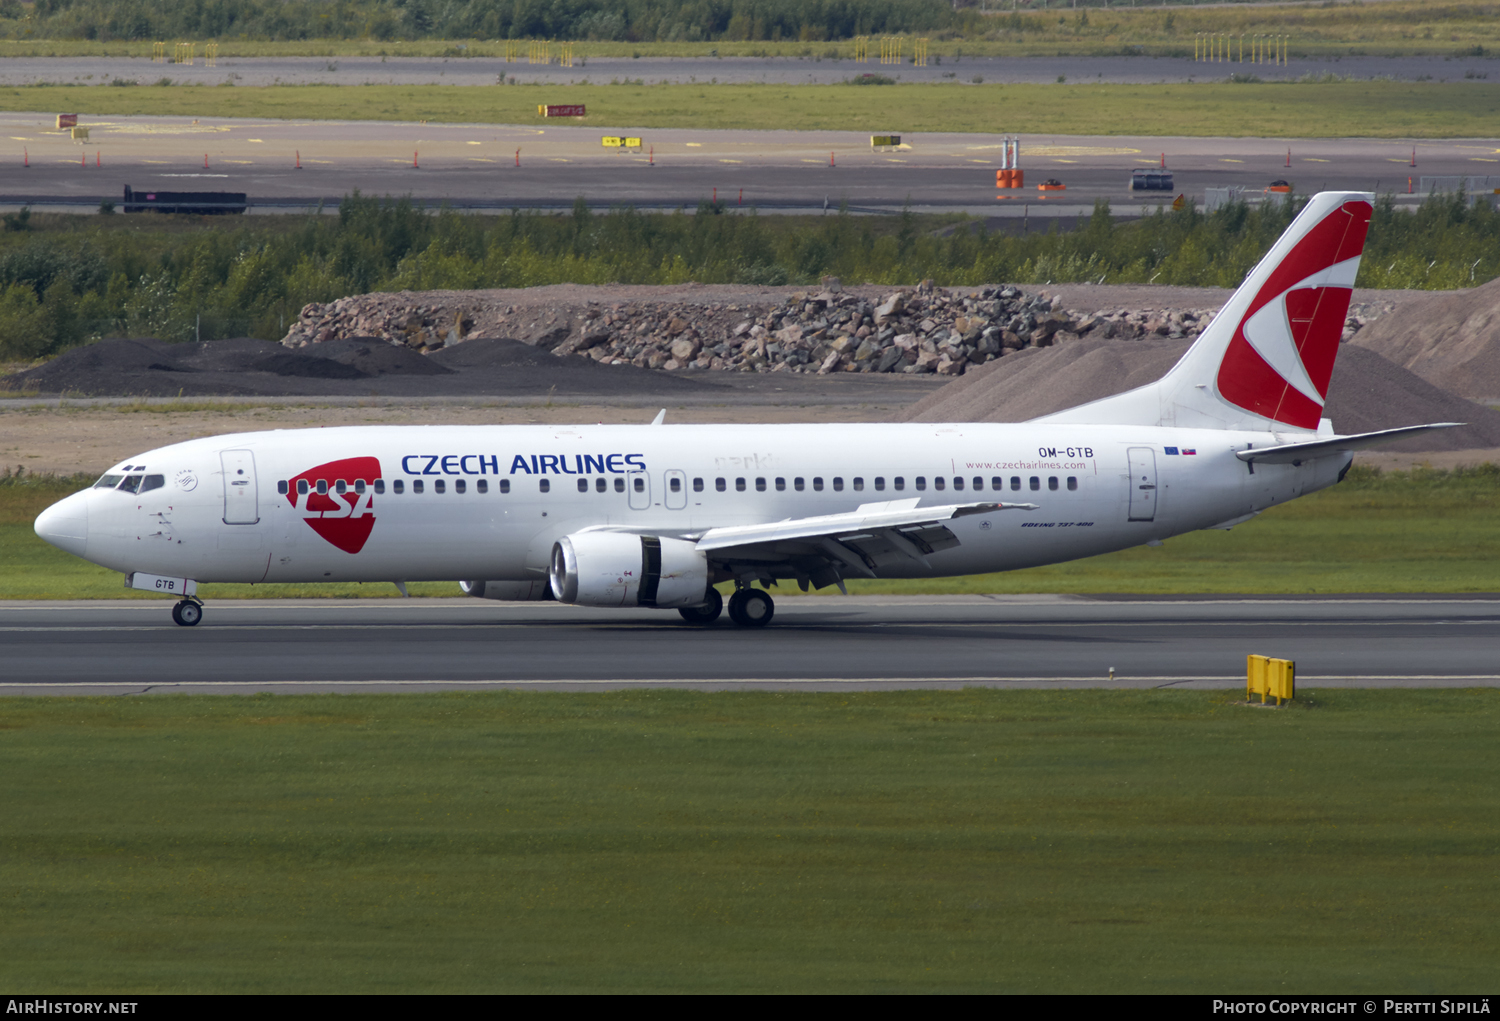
[
  {"left": 1247, "top": 655, "right": 1295, "bottom": 704},
  {"left": 602, "top": 136, "right": 623, "bottom": 147},
  {"left": 871, "top": 135, "right": 901, "bottom": 149},
  {"left": 1172, "top": 193, "right": 1186, "bottom": 210},
  {"left": 623, "top": 137, "right": 642, "bottom": 148}
]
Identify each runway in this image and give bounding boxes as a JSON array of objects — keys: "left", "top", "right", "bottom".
[
  {"left": 2, "top": 114, "right": 1494, "bottom": 216},
  {"left": 3, "top": 595, "right": 1496, "bottom": 695}
]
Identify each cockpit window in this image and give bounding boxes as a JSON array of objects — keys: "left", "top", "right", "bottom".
[
  {"left": 93, "top": 474, "right": 123, "bottom": 489},
  {"left": 118, "top": 475, "right": 144, "bottom": 494},
  {"left": 139, "top": 475, "right": 165, "bottom": 494}
]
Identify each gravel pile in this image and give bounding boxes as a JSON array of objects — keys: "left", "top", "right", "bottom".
[
  {"left": 904, "top": 335, "right": 1500, "bottom": 453},
  {"left": 282, "top": 280, "right": 1257, "bottom": 378},
  {"left": 1351, "top": 276, "right": 1500, "bottom": 403},
  {"left": 0, "top": 335, "right": 723, "bottom": 399}
]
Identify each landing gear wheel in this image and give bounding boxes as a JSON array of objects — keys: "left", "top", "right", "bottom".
[
  {"left": 172, "top": 600, "right": 202, "bottom": 627},
  {"left": 727, "top": 589, "right": 775, "bottom": 628},
  {"left": 678, "top": 588, "right": 723, "bottom": 625}
]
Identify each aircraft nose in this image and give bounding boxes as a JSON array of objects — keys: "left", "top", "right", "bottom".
[{"left": 34, "top": 491, "right": 89, "bottom": 558}]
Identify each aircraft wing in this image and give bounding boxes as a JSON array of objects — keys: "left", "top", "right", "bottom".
[
  {"left": 693, "top": 498, "right": 1037, "bottom": 551},
  {"left": 1236, "top": 423, "right": 1462, "bottom": 464}
]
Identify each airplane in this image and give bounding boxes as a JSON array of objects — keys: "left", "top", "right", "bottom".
[{"left": 34, "top": 191, "right": 1456, "bottom": 628}]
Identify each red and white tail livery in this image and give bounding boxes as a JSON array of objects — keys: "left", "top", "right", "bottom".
[{"left": 36, "top": 192, "right": 1458, "bottom": 628}]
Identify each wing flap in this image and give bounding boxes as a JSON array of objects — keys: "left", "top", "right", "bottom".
[{"left": 1236, "top": 423, "right": 1462, "bottom": 464}]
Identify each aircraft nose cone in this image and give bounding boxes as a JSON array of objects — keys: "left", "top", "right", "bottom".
[{"left": 34, "top": 491, "right": 89, "bottom": 558}]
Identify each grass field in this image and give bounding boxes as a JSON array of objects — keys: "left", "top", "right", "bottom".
[
  {"left": 0, "top": 0, "right": 1496, "bottom": 59},
  {"left": 0, "top": 80, "right": 1496, "bottom": 138},
  {"left": 1, "top": 688, "right": 1496, "bottom": 992},
  {"left": 4, "top": 465, "right": 1497, "bottom": 599}
]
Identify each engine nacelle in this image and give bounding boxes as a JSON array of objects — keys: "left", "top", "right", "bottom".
[
  {"left": 458, "top": 579, "right": 552, "bottom": 601},
  {"left": 549, "top": 532, "right": 710, "bottom": 609}
]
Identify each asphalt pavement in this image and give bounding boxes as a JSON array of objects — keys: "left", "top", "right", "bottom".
[
  {"left": 3, "top": 595, "right": 1496, "bottom": 695},
  {"left": 3, "top": 114, "right": 1494, "bottom": 216}
]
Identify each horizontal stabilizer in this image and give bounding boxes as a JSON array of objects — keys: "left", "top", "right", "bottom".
[
  {"left": 1235, "top": 423, "right": 1462, "bottom": 464},
  {"left": 694, "top": 498, "right": 1036, "bottom": 551}
]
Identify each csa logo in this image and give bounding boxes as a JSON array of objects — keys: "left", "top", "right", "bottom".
[{"left": 285, "top": 456, "right": 381, "bottom": 554}]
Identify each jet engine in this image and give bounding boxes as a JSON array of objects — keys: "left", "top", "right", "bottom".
[
  {"left": 458, "top": 579, "right": 553, "bottom": 601},
  {"left": 549, "top": 532, "right": 710, "bottom": 609}
]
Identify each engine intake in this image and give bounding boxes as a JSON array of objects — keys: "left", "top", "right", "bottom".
[{"left": 550, "top": 532, "right": 710, "bottom": 609}]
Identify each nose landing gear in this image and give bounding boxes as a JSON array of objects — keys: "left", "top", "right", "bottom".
[
  {"left": 727, "top": 588, "right": 775, "bottom": 628},
  {"left": 171, "top": 598, "right": 204, "bottom": 627}
]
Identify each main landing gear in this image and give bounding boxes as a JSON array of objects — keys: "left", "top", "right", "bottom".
[
  {"left": 676, "top": 586, "right": 776, "bottom": 627},
  {"left": 171, "top": 598, "right": 203, "bottom": 627}
]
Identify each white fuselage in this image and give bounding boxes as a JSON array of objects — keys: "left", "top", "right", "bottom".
[{"left": 47, "top": 422, "right": 1348, "bottom": 587}]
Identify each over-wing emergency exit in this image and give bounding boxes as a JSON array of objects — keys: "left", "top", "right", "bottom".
[{"left": 34, "top": 193, "right": 1457, "bottom": 627}]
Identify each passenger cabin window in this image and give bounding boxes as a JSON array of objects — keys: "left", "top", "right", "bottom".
[
  {"left": 693, "top": 478, "right": 704, "bottom": 493},
  {"left": 1011, "top": 477, "right": 1021, "bottom": 491},
  {"left": 335, "top": 480, "right": 347, "bottom": 495},
  {"left": 716, "top": 478, "right": 727, "bottom": 492},
  {"left": 775, "top": 478, "right": 786, "bottom": 491},
  {"left": 316, "top": 480, "right": 328, "bottom": 495},
  {"left": 736, "top": 478, "right": 747, "bottom": 492},
  {"left": 539, "top": 479, "right": 550, "bottom": 493},
  {"left": 874, "top": 478, "right": 885, "bottom": 491},
  {"left": 375, "top": 479, "right": 386, "bottom": 495},
  {"left": 934, "top": 478, "right": 945, "bottom": 491},
  {"left": 991, "top": 477, "right": 1002, "bottom": 491},
  {"left": 277, "top": 480, "right": 289, "bottom": 495},
  {"left": 952, "top": 477, "right": 964, "bottom": 491},
  {"left": 670, "top": 477, "right": 681, "bottom": 493},
  {"left": 413, "top": 480, "right": 424, "bottom": 494},
  {"left": 393, "top": 480, "right": 405, "bottom": 494},
  {"left": 633, "top": 477, "right": 644, "bottom": 493},
  {"left": 894, "top": 477, "right": 905, "bottom": 491},
  {"left": 499, "top": 480, "right": 510, "bottom": 494},
  {"left": 355, "top": 480, "right": 367, "bottom": 494},
  {"left": 794, "top": 478, "right": 805, "bottom": 491},
  {"left": 614, "top": 478, "right": 625, "bottom": 493},
  {"left": 577, "top": 478, "right": 589, "bottom": 493},
  {"left": 476, "top": 479, "right": 487, "bottom": 494},
  {"left": 915, "top": 477, "right": 926, "bottom": 491},
  {"left": 813, "top": 478, "right": 824, "bottom": 492},
  {"left": 852, "top": 478, "right": 864, "bottom": 491},
  {"left": 972, "top": 477, "right": 983, "bottom": 491},
  {"left": 1067, "top": 476, "right": 1078, "bottom": 491},
  {"left": 455, "top": 480, "right": 465, "bottom": 494},
  {"left": 298, "top": 479, "right": 310, "bottom": 495},
  {"left": 434, "top": 480, "right": 446, "bottom": 494},
  {"left": 1048, "top": 476, "right": 1059, "bottom": 491},
  {"left": 832, "top": 477, "right": 844, "bottom": 492},
  {"left": 755, "top": 478, "right": 766, "bottom": 492},
  {"left": 1029, "top": 477, "right": 1040, "bottom": 491},
  {"left": 596, "top": 478, "right": 607, "bottom": 492}
]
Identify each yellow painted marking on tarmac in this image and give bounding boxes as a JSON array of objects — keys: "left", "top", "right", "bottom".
[
  {"left": 467, "top": 158, "right": 496, "bottom": 163},
  {"left": 9, "top": 136, "right": 29, "bottom": 141},
  {"left": 550, "top": 158, "right": 571, "bottom": 162},
  {"left": 1220, "top": 159, "right": 1244, "bottom": 163},
  {"left": 1053, "top": 159, "right": 1078, "bottom": 163},
  {"left": 1304, "top": 158, "right": 1330, "bottom": 162},
  {"left": 387, "top": 159, "right": 411, "bottom": 163},
  {"left": 686, "top": 142, "right": 702, "bottom": 147},
  {"left": 247, "top": 139, "right": 264, "bottom": 143},
  {"left": 223, "top": 160, "right": 253, "bottom": 164},
  {"left": 885, "top": 158, "right": 907, "bottom": 163},
  {"left": 719, "top": 159, "right": 742, "bottom": 163},
  {"left": 467, "top": 141, "right": 482, "bottom": 145},
  {"left": 1014, "top": 145, "right": 1140, "bottom": 156},
  {"left": 1134, "top": 159, "right": 1159, "bottom": 164},
  {"left": 1471, "top": 157, "right": 1500, "bottom": 162},
  {"left": 306, "top": 159, "right": 335, "bottom": 164},
  {"left": 1387, "top": 158, "right": 1412, "bottom": 163},
  {"left": 969, "top": 160, "right": 991, "bottom": 164},
  {"left": 143, "top": 159, "right": 171, "bottom": 164},
  {"left": 800, "top": 159, "right": 822, "bottom": 164}
]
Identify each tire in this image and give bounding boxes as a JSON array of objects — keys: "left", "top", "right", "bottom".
[
  {"left": 174, "top": 600, "right": 202, "bottom": 627},
  {"left": 728, "top": 589, "right": 774, "bottom": 628},
  {"left": 678, "top": 588, "right": 723, "bottom": 625}
]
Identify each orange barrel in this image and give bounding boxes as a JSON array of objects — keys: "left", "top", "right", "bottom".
[
  {"left": 995, "top": 169, "right": 1011, "bottom": 188},
  {"left": 1012, "top": 169, "right": 1024, "bottom": 188}
]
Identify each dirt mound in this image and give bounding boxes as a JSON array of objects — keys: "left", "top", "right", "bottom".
[
  {"left": 904, "top": 337, "right": 1500, "bottom": 453},
  {"left": 0, "top": 335, "right": 723, "bottom": 399},
  {"left": 1351, "top": 277, "right": 1500, "bottom": 402}
]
